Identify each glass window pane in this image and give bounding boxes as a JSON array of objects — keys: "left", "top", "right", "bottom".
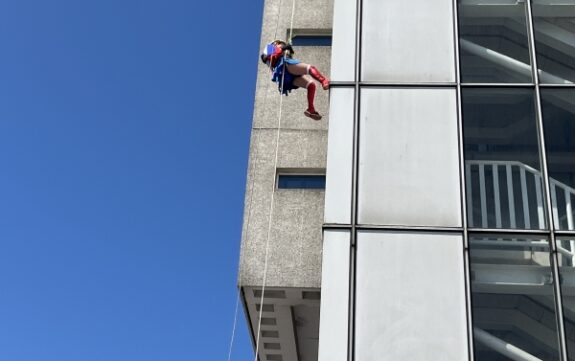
[
  {"left": 358, "top": 88, "right": 462, "bottom": 227},
  {"left": 469, "top": 235, "right": 560, "bottom": 361},
  {"left": 318, "top": 230, "right": 349, "bottom": 361},
  {"left": 356, "top": 231, "right": 468, "bottom": 361},
  {"left": 458, "top": 0, "right": 532, "bottom": 83},
  {"left": 557, "top": 238, "right": 575, "bottom": 359},
  {"left": 331, "top": 0, "right": 356, "bottom": 81},
  {"left": 541, "top": 89, "right": 575, "bottom": 230},
  {"left": 277, "top": 175, "right": 326, "bottom": 189},
  {"left": 324, "top": 88, "right": 354, "bottom": 224},
  {"left": 462, "top": 88, "right": 546, "bottom": 229},
  {"left": 291, "top": 35, "right": 332, "bottom": 47},
  {"left": 362, "top": 0, "right": 455, "bottom": 82},
  {"left": 532, "top": 1, "right": 575, "bottom": 84}
]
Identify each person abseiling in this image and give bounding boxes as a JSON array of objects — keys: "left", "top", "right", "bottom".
[{"left": 260, "top": 40, "right": 330, "bottom": 121}]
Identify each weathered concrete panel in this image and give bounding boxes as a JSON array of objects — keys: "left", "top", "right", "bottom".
[
  {"left": 239, "top": 0, "right": 332, "bottom": 289},
  {"left": 239, "top": 128, "right": 326, "bottom": 288}
]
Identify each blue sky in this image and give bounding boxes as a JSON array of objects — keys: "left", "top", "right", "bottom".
[{"left": 0, "top": 1, "right": 261, "bottom": 360}]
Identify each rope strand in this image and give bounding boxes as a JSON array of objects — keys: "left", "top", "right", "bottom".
[
  {"left": 254, "top": 0, "right": 296, "bottom": 359},
  {"left": 288, "top": 0, "right": 296, "bottom": 44},
  {"left": 253, "top": 61, "right": 287, "bottom": 361},
  {"left": 225, "top": 0, "right": 285, "bottom": 356},
  {"left": 225, "top": 52, "right": 281, "bottom": 361},
  {"left": 226, "top": 295, "right": 240, "bottom": 361},
  {"left": 273, "top": 0, "right": 284, "bottom": 41},
  {"left": 227, "top": 0, "right": 296, "bottom": 359}
]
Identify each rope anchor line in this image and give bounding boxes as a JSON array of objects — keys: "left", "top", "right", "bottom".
[{"left": 226, "top": 0, "right": 297, "bottom": 360}]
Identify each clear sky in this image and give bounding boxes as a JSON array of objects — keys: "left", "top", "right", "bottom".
[{"left": 0, "top": 1, "right": 261, "bottom": 360}]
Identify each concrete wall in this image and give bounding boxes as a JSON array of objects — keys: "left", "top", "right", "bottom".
[{"left": 238, "top": 0, "right": 333, "bottom": 289}]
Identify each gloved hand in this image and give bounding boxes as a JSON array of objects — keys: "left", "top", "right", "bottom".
[{"left": 282, "top": 44, "right": 294, "bottom": 55}]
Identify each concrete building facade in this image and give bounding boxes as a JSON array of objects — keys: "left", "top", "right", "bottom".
[{"left": 240, "top": 0, "right": 575, "bottom": 360}]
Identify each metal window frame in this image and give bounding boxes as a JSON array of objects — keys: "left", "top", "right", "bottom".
[
  {"left": 285, "top": 29, "right": 332, "bottom": 46},
  {"left": 276, "top": 168, "right": 326, "bottom": 189},
  {"left": 276, "top": 174, "right": 327, "bottom": 190}
]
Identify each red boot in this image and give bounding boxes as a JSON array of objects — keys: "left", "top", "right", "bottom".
[
  {"left": 308, "top": 66, "right": 330, "bottom": 90},
  {"left": 304, "top": 109, "right": 322, "bottom": 121},
  {"left": 304, "top": 82, "right": 322, "bottom": 120}
]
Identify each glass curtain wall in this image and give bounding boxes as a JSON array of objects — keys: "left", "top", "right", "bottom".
[
  {"left": 462, "top": 88, "right": 545, "bottom": 230},
  {"left": 541, "top": 89, "right": 575, "bottom": 231},
  {"left": 459, "top": 0, "right": 532, "bottom": 83},
  {"left": 458, "top": 0, "right": 575, "bottom": 360},
  {"left": 325, "top": 0, "right": 575, "bottom": 360},
  {"left": 469, "top": 234, "right": 560, "bottom": 360},
  {"left": 557, "top": 237, "right": 575, "bottom": 358}
]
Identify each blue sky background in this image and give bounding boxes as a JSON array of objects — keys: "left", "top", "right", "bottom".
[{"left": 0, "top": 1, "right": 261, "bottom": 360}]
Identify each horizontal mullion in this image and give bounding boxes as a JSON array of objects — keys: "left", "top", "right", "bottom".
[
  {"left": 467, "top": 227, "right": 550, "bottom": 235},
  {"left": 329, "top": 82, "right": 569, "bottom": 88},
  {"left": 323, "top": 224, "right": 463, "bottom": 233},
  {"left": 460, "top": 83, "right": 535, "bottom": 87},
  {"left": 539, "top": 84, "right": 575, "bottom": 88},
  {"left": 553, "top": 230, "right": 575, "bottom": 237}
]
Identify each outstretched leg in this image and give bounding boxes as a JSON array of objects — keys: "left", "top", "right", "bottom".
[
  {"left": 293, "top": 75, "right": 321, "bottom": 121},
  {"left": 286, "top": 63, "right": 330, "bottom": 90}
]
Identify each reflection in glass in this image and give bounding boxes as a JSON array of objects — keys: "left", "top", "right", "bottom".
[
  {"left": 463, "top": 88, "right": 546, "bottom": 229},
  {"left": 557, "top": 238, "right": 575, "bottom": 360},
  {"left": 470, "top": 235, "right": 560, "bottom": 360},
  {"left": 541, "top": 89, "right": 575, "bottom": 230},
  {"left": 458, "top": 0, "right": 532, "bottom": 83},
  {"left": 532, "top": 1, "right": 575, "bottom": 84}
]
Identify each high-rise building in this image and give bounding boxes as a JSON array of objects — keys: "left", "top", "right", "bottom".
[{"left": 239, "top": 1, "right": 575, "bottom": 360}]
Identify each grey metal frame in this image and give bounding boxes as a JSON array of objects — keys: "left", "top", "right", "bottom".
[
  {"left": 346, "top": 0, "right": 362, "bottom": 359},
  {"left": 525, "top": 0, "right": 569, "bottom": 358},
  {"left": 321, "top": 0, "right": 575, "bottom": 360}
]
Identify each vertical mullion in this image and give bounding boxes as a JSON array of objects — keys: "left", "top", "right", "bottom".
[
  {"left": 453, "top": 0, "right": 466, "bottom": 234},
  {"left": 349, "top": 0, "right": 362, "bottom": 360},
  {"left": 525, "top": 0, "right": 567, "bottom": 358},
  {"left": 526, "top": 0, "right": 553, "bottom": 234},
  {"left": 453, "top": 0, "right": 474, "bottom": 358},
  {"left": 550, "top": 236, "right": 568, "bottom": 361}
]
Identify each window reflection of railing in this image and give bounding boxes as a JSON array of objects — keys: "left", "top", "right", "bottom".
[
  {"left": 550, "top": 178, "right": 575, "bottom": 231},
  {"left": 474, "top": 327, "right": 545, "bottom": 361},
  {"left": 460, "top": 38, "right": 572, "bottom": 84},
  {"left": 466, "top": 160, "right": 575, "bottom": 231},
  {"left": 466, "top": 160, "right": 545, "bottom": 229},
  {"left": 471, "top": 237, "right": 575, "bottom": 266}
]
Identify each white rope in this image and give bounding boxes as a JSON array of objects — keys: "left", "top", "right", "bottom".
[
  {"left": 288, "top": 0, "right": 296, "bottom": 44},
  {"left": 225, "top": 0, "right": 286, "bottom": 358},
  {"left": 253, "top": 66, "right": 286, "bottom": 361},
  {"left": 273, "top": 0, "right": 283, "bottom": 40},
  {"left": 226, "top": 0, "right": 296, "bottom": 359},
  {"left": 225, "top": 52, "right": 280, "bottom": 361},
  {"left": 225, "top": 0, "right": 289, "bottom": 358},
  {"left": 253, "top": 1, "right": 296, "bottom": 359},
  {"left": 226, "top": 295, "right": 240, "bottom": 361}
]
